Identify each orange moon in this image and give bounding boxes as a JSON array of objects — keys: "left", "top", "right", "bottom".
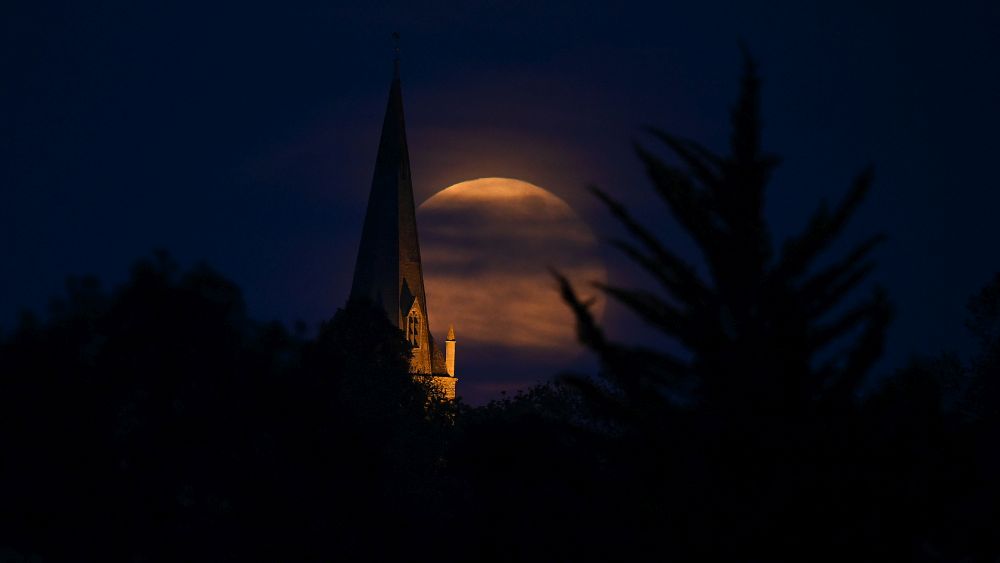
[{"left": 417, "top": 178, "right": 606, "bottom": 358}]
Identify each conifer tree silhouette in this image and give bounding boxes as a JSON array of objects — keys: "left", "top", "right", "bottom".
[
  {"left": 558, "top": 49, "right": 891, "bottom": 423},
  {"left": 961, "top": 272, "right": 1000, "bottom": 558}
]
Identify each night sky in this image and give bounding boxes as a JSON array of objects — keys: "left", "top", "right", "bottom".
[{"left": 3, "top": 0, "right": 999, "bottom": 403}]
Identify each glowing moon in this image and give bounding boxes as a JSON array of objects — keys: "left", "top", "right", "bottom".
[{"left": 417, "top": 177, "right": 606, "bottom": 357}]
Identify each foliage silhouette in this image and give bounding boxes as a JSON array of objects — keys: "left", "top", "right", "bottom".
[
  {"left": 558, "top": 49, "right": 890, "bottom": 421},
  {"left": 544, "top": 51, "right": 974, "bottom": 561},
  {"left": 0, "top": 253, "right": 450, "bottom": 562},
  {"left": 964, "top": 272, "right": 1000, "bottom": 423},
  {"left": 956, "top": 273, "right": 1000, "bottom": 557},
  {"left": 879, "top": 272, "right": 1000, "bottom": 560}
]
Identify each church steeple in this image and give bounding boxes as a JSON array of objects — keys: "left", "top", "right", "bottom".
[{"left": 349, "top": 46, "right": 435, "bottom": 375}]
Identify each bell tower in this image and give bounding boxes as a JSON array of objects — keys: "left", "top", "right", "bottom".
[{"left": 348, "top": 41, "right": 457, "bottom": 398}]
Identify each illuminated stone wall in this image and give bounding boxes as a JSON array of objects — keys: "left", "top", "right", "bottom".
[{"left": 414, "top": 374, "right": 457, "bottom": 401}]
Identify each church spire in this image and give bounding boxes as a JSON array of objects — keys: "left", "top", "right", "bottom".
[
  {"left": 347, "top": 39, "right": 457, "bottom": 397},
  {"left": 349, "top": 41, "right": 433, "bottom": 374}
]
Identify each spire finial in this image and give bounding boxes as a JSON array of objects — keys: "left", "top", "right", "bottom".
[{"left": 392, "top": 31, "right": 400, "bottom": 74}]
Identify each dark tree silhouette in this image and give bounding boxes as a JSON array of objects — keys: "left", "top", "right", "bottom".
[
  {"left": 956, "top": 272, "right": 1000, "bottom": 557},
  {"left": 445, "top": 383, "right": 620, "bottom": 561},
  {"left": 965, "top": 273, "right": 1000, "bottom": 424},
  {"left": 0, "top": 253, "right": 450, "bottom": 562},
  {"left": 547, "top": 51, "right": 960, "bottom": 561},
  {"left": 879, "top": 272, "right": 1000, "bottom": 560},
  {"left": 558, "top": 49, "right": 890, "bottom": 421}
]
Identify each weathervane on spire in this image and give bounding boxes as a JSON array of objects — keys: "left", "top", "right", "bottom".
[{"left": 391, "top": 31, "right": 401, "bottom": 76}]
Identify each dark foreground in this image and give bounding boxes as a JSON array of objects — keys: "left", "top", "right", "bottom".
[{"left": 3, "top": 59, "right": 999, "bottom": 562}]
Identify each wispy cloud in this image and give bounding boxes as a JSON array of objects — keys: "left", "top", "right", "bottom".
[{"left": 419, "top": 178, "right": 606, "bottom": 352}]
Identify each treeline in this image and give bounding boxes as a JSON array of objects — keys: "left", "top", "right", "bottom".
[
  {"left": 3, "top": 55, "right": 999, "bottom": 562},
  {"left": 0, "top": 254, "right": 455, "bottom": 561}
]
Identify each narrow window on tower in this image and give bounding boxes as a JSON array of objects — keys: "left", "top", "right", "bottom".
[{"left": 407, "top": 311, "right": 421, "bottom": 348}]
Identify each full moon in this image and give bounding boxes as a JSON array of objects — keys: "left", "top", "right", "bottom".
[{"left": 417, "top": 177, "right": 606, "bottom": 359}]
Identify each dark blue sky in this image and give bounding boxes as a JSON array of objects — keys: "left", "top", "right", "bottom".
[{"left": 3, "top": 0, "right": 998, "bottom": 401}]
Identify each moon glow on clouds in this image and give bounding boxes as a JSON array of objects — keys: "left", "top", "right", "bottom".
[{"left": 417, "top": 178, "right": 607, "bottom": 398}]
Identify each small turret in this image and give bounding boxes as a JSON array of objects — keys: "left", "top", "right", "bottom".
[{"left": 445, "top": 324, "right": 456, "bottom": 378}]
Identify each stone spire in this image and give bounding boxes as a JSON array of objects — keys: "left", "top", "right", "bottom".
[{"left": 349, "top": 51, "right": 434, "bottom": 374}]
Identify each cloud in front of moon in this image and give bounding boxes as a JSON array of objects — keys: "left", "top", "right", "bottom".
[{"left": 417, "top": 178, "right": 606, "bottom": 361}]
